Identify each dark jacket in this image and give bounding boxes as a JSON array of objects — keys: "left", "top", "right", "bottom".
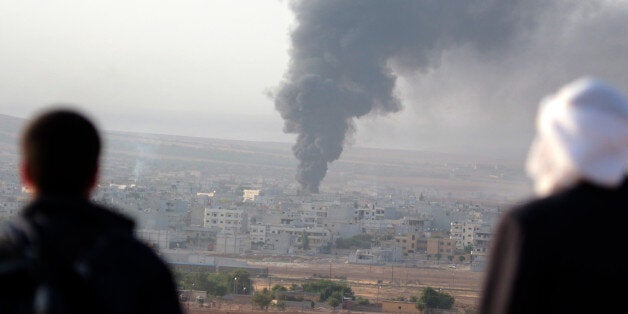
[
  {"left": 479, "top": 179, "right": 628, "bottom": 314},
  {"left": 0, "top": 197, "right": 182, "bottom": 314}
]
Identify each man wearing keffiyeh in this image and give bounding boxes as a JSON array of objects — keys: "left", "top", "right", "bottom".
[{"left": 479, "top": 77, "right": 628, "bottom": 314}]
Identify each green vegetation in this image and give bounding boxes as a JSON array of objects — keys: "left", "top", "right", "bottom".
[
  {"left": 174, "top": 269, "right": 252, "bottom": 297},
  {"left": 356, "top": 296, "right": 370, "bottom": 305},
  {"left": 301, "top": 231, "right": 310, "bottom": 250},
  {"left": 327, "top": 291, "right": 342, "bottom": 308},
  {"left": 335, "top": 234, "right": 373, "bottom": 249},
  {"left": 275, "top": 301, "right": 286, "bottom": 310},
  {"left": 301, "top": 279, "right": 354, "bottom": 303},
  {"left": 415, "top": 287, "right": 455, "bottom": 312},
  {"left": 251, "top": 288, "right": 273, "bottom": 309},
  {"left": 272, "top": 284, "right": 287, "bottom": 293},
  {"left": 464, "top": 244, "right": 474, "bottom": 254}
]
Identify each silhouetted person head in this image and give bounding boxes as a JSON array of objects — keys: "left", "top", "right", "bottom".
[{"left": 20, "top": 108, "right": 101, "bottom": 197}]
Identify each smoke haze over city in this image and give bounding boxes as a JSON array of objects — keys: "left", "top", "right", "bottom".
[
  {"left": 1, "top": 0, "right": 628, "bottom": 166},
  {"left": 275, "top": 0, "right": 554, "bottom": 192}
]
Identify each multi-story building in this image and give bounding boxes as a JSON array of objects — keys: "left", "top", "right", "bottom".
[
  {"left": 394, "top": 233, "right": 429, "bottom": 256},
  {"left": 397, "top": 216, "right": 432, "bottom": 234},
  {"left": 450, "top": 221, "right": 477, "bottom": 250},
  {"left": 298, "top": 207, "right": 327, "bottom": 228},
  {"left": 426, "top": 238, "right": 457, "bottom": 257},
  {"left": 268, "top": 226, "right": 332, "bottom": 251},
  {"left": 242, "top": 189, "right": 260, "bottom": 202},
  {"left": 354, "top": 204, "right": 385, "bottom": 221},
  {"left": 472, "top": 224, "right": 493, "bottom": 256},
  {"left": 450, "top": 220, "right": 493, "bottom": 252},
  {"left": 250, "top": 223, "right": 269, "bottom": 243},
  {"left": 203, "top": 207, "right": 246, "bottom": 232}
]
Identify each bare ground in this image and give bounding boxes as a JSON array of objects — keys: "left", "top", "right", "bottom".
[{"left": 247, "top": 259, "right": 484, "bottom": 310}]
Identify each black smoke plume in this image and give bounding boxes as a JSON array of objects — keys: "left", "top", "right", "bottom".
[{"left": 274, "top": 0, "right": 547, "bottom": 193}]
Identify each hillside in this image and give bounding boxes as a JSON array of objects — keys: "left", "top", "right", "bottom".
[{"left": 0, "top": 113, "right": 531, "bottom": 202}]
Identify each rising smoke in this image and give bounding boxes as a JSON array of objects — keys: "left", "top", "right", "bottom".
[{"left": 274, "top": 0, "right": 547, "bottom": 193}]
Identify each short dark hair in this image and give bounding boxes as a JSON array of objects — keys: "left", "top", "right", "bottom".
[{"left": 21, "top": 109, "right": 101, "bottom": 196}]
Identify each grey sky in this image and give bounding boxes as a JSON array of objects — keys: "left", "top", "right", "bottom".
[
  {"left": 1, "top": 0, "right": 628, "bottom": 162},
  {"left": 0, "top": 0, "right": 293, "bottom": 140}
]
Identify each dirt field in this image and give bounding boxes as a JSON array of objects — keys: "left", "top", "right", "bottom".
[{"left": 247, "top": 258, "right": 484, "bottom": 311}]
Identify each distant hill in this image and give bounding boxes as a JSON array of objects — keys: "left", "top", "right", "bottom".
[
  {"left": 0, "top": 114, "right": 25, "bottom": 131},
  {"left": 0, "top": 114, "right": 25, "bottom": 156},
  {"left": 0, "top": 113, "right": 530, "bottom": 201}
]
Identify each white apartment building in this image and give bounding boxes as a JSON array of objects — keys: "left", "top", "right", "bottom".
[
  {"left": 397, "top": 216, "right": 431, "bottom": 234},
  {"left": 472, "top": 225, "right": 493, "bottom": 256},
  {"left": 242, "top": 189, "right": 260, "bottom": 202},
  {"left": 268, "top": 226, "right": 332, "bottom": 250},
  {"left": 298, "top": 208, "right": 327, "bottom": 228},
  {"left": 450, "top": 220, "right": 492, "bottom": 251},
  {"left": 250, "top": 223, "right": 269, "bottom": 243},
  {"left": 203, "top": 207, "right": 246, "bottom": 232},
  {"left": 355, "top": 205, "right": 385, "bottom": 221}
]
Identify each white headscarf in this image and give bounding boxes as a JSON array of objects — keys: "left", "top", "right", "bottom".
[{"left": 526, "top": 77, "right": 628, "bottom": 197}]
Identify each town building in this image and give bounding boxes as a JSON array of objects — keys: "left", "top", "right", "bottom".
[
  {"left": 426, "top": 238, "right": 457, "bottom": 257},
  {"left": 203, "top": 207, "right": 246, "bottom": 232}
]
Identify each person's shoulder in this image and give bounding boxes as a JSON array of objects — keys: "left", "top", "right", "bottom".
[
  {"left": 89, "top": 203, "right": 136, "bottom": 232},
  {"left": 0, "top": 224, "right": 18, "bottom": 259},
  {"left": 0, "top": 215, "right": 34, "bottom": 258},
  {"left": 505, "top": 181, "right": 616, "bottom": 227}
]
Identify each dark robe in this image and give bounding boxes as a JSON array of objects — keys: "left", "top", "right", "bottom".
[
  {"left": 0, "top": 197, "right": 183, "bottom": 314},
  {"left": 479, "top": 179, "right": 628, "bottom": 313}
]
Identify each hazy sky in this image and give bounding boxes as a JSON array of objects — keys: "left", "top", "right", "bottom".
[
  {"left": 0, "top": 0, "right": 294, "bottom": 140},
  {"left": 2, "top": 0, "right": 628, "bottom": 161}
]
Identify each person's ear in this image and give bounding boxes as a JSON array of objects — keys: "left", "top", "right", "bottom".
[
  {"left": 85, "top": 166, "right": 99, "bottom": 196},
  {"left": 20, "top": 162, "right": 37, "bottom": 195}
]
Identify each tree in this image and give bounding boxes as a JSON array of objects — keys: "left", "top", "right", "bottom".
[
  {"left": 301, "top": 231, "right": 310, "bottom": 250},
  {"left": 464, "top": 243, "right": 474, "bottom": 254},
  {"left": 205, "top": 274, "right": 229, "bottom": 296},
  {"left": 328, "top": 297, "right": 340, "bottom": 308},
  {"left": 175, "top": 269, "right": 256, "bottom": 297},
  {"left": 301, "top": 279, "right": 354, "bottom": 303},
  {"left": 335, "top": 234, "right": 373, "bottom": 249},
  {"left": 415, "top": 287, "right": 454, "bottom": 312},
  {"left": 231, "top": 269, "right": 252, "bottom": 294},
  {"left": 435, "top": 253, "right": 442, "bottom": 264},
  {"left": 356, "top": 296, "right": 370, "bottom": 305},
  {"left": 458, "top": 255, "right": 466, "bottom": 263},
  {"left": 328, "top": 291, "right": 342, "bottom": 309},
  {"left": 252, "top": 288, "right": 273, "bottom": 310},
  {"left": 272, "top": 284, "right": 288, "bottom": 294},
  {"left": 275, "top": 301, "right": 286, "bottom": 310}
]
